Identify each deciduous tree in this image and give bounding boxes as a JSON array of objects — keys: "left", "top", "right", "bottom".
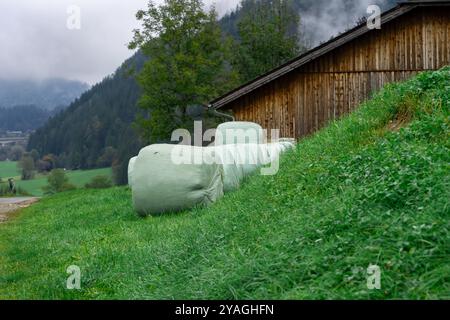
[
  {"left": 129, "top": 0, "right": 238, "bottom": 143},
  {"left": 18, "top": 154, "right": 36, "bottom": 180}
]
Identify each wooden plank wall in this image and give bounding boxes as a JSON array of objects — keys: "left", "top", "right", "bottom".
[{"left": 227, "top": 7, "right": 450, "bottom": 139}]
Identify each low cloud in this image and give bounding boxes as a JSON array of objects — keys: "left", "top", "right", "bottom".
[
  {"left": 0, "top": 0, "right": 392, "bottom": 85},
  {"left": 0, "top": 0, "right": 239, "bottom": 85},
  {"left": 300, "top": 0, "right": 391, "bottom": 46}
]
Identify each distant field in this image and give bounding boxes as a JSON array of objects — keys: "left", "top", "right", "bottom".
[
  {"left": 0, "top": 161, "right": 20, "bottom": 179},
  {"left": 17, "top": 168, "right": 112, "bottom": 196},
  {"left": 0, "top": 162, "right": 112, "bottom": 196}
]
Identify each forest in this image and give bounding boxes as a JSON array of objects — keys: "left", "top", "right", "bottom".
[{"left": 0, "top": 105, "right": 52, "bottom": 132}]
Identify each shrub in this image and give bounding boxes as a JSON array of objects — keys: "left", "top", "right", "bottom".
[
  {"left": 18, "top": 154, "right": 36, "bottom": 180},
  {"left": 85, "top": 175, "right": 113, "bottom": 189},
  {"left": 42, "top": 169, "right": 76, "bottom": 195},
  {"left": 0, "top": 183, "right": 13, "bottom": 196},
  {"left": 0, "top": 184, "right": 31, "bottom": 197}
]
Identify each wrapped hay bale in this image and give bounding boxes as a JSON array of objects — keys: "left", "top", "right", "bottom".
[
  {"left": 234, "top": 143, "right": 271, "bottom": 177},
  {"left": 128, "top": 156, "right": 137, "bottom": 187},
  {"left": 265, "top": 143, "right": 286, "bottom": 163},
  {"left": 128, "top": 119, "right": 297, "bottom": 215},
  {"left": 216, "top": 122, "right": 264, "bottom": 145},
  {"left": 207, "top": 143, "right": 271, "bottom": 192},
  {"left": 132, "top": 144, "right": 224, "bottom": 216},
  {"left": 277, "top": 139, "right": 296, "bottom": 152},
  {"left": 205, "top": 145, "right": 244, "bottom": 193},
  {"left": 278, "top": 138, "right": 297, "bottom": 144}
]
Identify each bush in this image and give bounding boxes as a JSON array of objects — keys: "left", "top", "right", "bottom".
[
  {"left": 42, "top": 169, "right": 76, "bottom": 195},
  {"left": 85, "top": 175, "right": 113, "bottom": 189},
  {"left": 18, "top": 154, "right": 36, "bottom": 180},
  {"left": 0, "top": 183, "right": 14, "bottom": 196},
  {"left": 9, "top": 145, "right": 25, "bottom": 161},
  {"left": 0, "top": 184, "right": 30, "bottom": 197}
]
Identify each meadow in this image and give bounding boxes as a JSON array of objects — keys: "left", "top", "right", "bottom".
[
  {"left": 0, "top": 161, "right": 20, "bottom": 179},
  {"left": 0, "top": 162, "right": 111, "bottom": 196},
  {"left": 0, "top": 68, "right": 448, "bottom": 299}
]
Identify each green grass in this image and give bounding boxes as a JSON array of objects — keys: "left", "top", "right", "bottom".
[
  {"left": 0, "top": 68, "right": 449, "bottom": 299},
  {"left": 15, "top": 168, "right": 112, "bottom": 196},
  {"left": 0, "top": 160, "right": 112, "bottom": 196},
  {"left": 0, "top": 161, "right": 20, "bottom": 179}
]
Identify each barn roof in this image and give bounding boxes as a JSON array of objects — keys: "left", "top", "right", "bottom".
[{"left": 210, "top": 1, "right": 450, "bottom": 110}]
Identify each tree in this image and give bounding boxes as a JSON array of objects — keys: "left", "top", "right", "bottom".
[
  {"left": 129, "top": 0, "right": 238, "bottom": 143},
  {"left": 10, "top": 145, "right": 25, "bottom": 161},
  {"left": 18, "top": 154, "right": 35, "bottom": 180},
  {"left": 37, "top": 154, "right": 56, "bottom": 173},
  {"left": 30, "top": 149, "right": 40, "bottom": 163},
  {"left": 234, "top": 0, "right": 303, "bottom": 82},
  {"left": 97, "top": 147, "right": 118, "bottom": 168},
  {"left": 42, "top": 169, "right": 76, "bottom": 195}
]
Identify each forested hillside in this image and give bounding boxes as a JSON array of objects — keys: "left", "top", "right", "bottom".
[
  {"left": 0, "top": 105, "right": 51, "bottom": 132},
  {"left": 220, "top": 0, "right": 398, "bottom": 45},
  {"left": 0, "top": 78, "right": 89, "bottom": 110}
]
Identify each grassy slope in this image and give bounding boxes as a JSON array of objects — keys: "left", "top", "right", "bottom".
[
  {"left": 0, "top": 166, "right": 112, "bottom": 196},
  {"left": 0, "top": 69, "right": 448, "bottom": 299}
]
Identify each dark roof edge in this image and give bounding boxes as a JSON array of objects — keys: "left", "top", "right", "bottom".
[{"left": 210, "top": 1, "right": 449, "bottom": 109}]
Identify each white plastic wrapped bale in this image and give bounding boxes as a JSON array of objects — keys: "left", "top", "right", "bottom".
[
  {"left": 207, "top": 144, "right": 272, "bottom": 192},
  {"left": 205, "top": 145, "right": 247, "bottom": 192},
  {"left": 280, "top": 141, "right": 296, "bottom": 151},
  {"left": 265, "top": 141, "right": 296, "bottom": 162},
  {"left": 234, "top": 143, "right": 271, "bottom": 177},
  {"left": 132, "top": 144, "right": 224, "bottom": 216},
  {"left": 277, "top": 138, "right": 297, "bottom": 152},
  {"left": 216, "top": 121, "right": 264, "bottom": 145},
  {"left": 234, "top": 141, "right": 295, "bottom": 177},
  {"left": 128, "top": 156, "right": 137, "bottom": 187},
  {"left": 279, "top": 138, "right": 297, "bottom": 144},
  {"left": 208, "top": 141, "right": 296, "bottom": 193}
]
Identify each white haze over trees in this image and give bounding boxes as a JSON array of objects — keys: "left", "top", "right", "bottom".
[{"left": 299, "top": 0, "right": 394, "bottom": 46}]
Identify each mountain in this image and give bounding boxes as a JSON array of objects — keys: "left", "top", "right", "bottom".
[
  {"left": 0, "top": 78, "right": 89, "bottom": 110},
  {"left": 0, "top": 105, "right": 51, "bottom": 132},
  {"left": 28, "top": 52, "right": 146, "bottom": 183}
]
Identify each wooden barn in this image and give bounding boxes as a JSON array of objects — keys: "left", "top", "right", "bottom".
[{"left": 209, "top": 1, "right": 450, "bottom": 139}]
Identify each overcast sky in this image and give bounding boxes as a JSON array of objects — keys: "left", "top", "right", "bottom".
[
  {"left": 0, "top": 0, "right": 390, "bottom": 86},
  {"left": 0, "top": 0, "right": 239, "bottom": 85}
]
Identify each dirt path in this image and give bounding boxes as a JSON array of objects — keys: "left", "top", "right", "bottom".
[{"left": 0, "top": 198, "right": 39, "bottom": 223}]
